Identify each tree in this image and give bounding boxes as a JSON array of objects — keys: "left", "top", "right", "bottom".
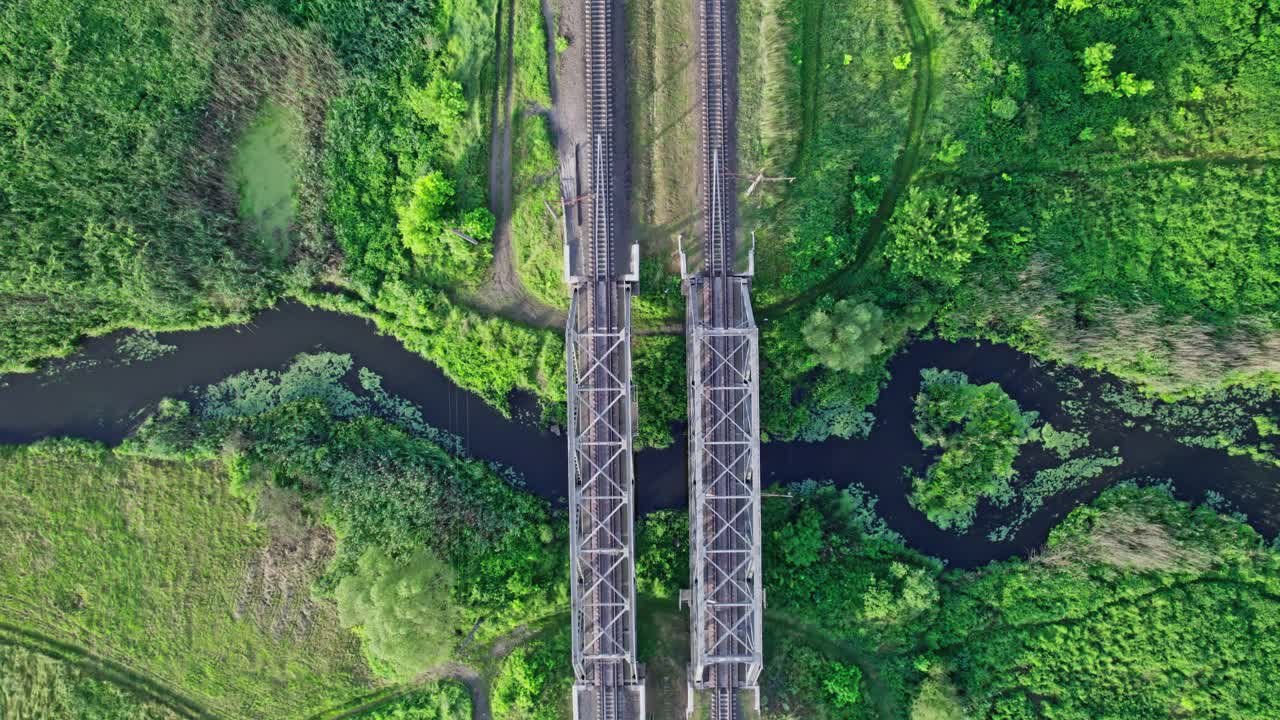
[
  {"left": 399, "top": 172, "right": 454, "bottom": 256},
  {"left": 336, "top": 547, "right": 459, "bottom": 681},
  {"left": 885, "top": 187, "right": 989, "bottom": 290},
  {"left": 801, "top": 300, "right": 891, "bottom": 372},
  {"left": 774, "top": 507, "right": 824, "bottom": 567},
  {"left": 397, "top": 172, "right": 492, "bottom": 282},
  {"left": 908, "top": 369, "right": 1037, "bottom": 531},
  {"left": 823, "top": 661, "right": 863, "bottom": 708}
]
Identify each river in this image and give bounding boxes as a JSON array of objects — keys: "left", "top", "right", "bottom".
[{"left": 1, "top": 302, "right": 1276, "bottom": 568}]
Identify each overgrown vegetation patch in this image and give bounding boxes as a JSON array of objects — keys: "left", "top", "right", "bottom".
[{"left": 908, "top": 368, "right": 1038, "bottom": 531}]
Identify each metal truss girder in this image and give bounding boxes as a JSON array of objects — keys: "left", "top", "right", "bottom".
[
  {"left": 566, "top": 290, "right": 641, "bottom": 687},
  {"left": 687, "top": 278, "right": 764, "bottom": 690}
]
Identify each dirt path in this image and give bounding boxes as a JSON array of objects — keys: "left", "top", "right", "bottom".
[
  {"left": 0, "top": 619, "right": 218, "bottom": 719},
  {"left": 759, "top": 0, "right": 936, "bottom": 319},
  {"left": 470, "top": 0, "right": 567, "bottom": 329}
]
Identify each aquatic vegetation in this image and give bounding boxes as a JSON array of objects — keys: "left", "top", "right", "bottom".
[{"left": 908, "top": 369, "right": 1038, "bottom": 531}]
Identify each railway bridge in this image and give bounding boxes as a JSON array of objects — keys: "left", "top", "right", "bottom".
[
  {"left": 563, "top": 0, "right": 645, "bottom": 718},
  {"left": 562, "top": 0, "right": 761, "bottom": 717},
  {"left": 680, "top": 0, "right": 764, "bottom": 717}
]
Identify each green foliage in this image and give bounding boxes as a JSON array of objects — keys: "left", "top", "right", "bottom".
[
  {"left": 636, "top": 511, "right": 689, "bottom": 599},
  {"left": 319, "top": 0, "right": 567, "bottom": 417},
  {"left": 802, "top": 300, "right": 892, "bottom": 372},
  {"left": 928, "top": 0, "right": 1280, "bottom": 394},
  {"left": 351, "top": 683, "right": 471, "bottom": 720},
  {"left": 336, "top": 548, "right": 459, "bottom": 681},
  {"left": 774, "top": 507, "right": 825, "bottom": 568},
  {"left": 764, "top": 481, "right": 942, "bottom": 647},
  {"left": 908, "top": 369, "right": 1037, "bottom": 531},
  {"left": 763, "top": 637, "right": 876, "bottom": 720},
  {"left": 765, "top": 482, "right": 1280, "bottom": 719},
  {"left": 823, "top": 661, "right": 864, "bottom": 709},
  {"left": 761, "top": 308, "right": 887, "bottom": 442},
  {"left": 0, "top": 0, "right": 281, "bottom": 373},
  {"left": 885, "top": 188, "right": 989, "bottom": 290},
  {"left": 987, "top": 449, "right": 1125, "bottom": 542},
  {"left": 398, "top": 172, "right": 493, "bottom": 283},
  {"left": 1080, "top": 42, "right": 1154, "bottom": 98},
  {"left": 862, "top": 561, "right": 939, "bottom": 624},
  {"left": 1037, "top": 423, "right": 1090, "bottom": 460},
  {"left": 128, "top": 358, "right": 568, "bottom": 641},
  {"left": 932, "top": 486, "right": 1280, "bottom": 719},
  {"left": 632, "top": 335, "right": 685, "bottom": 448},
  {"left": 909, "top": 676, "right": 966, "bottom": 720},
  {"left": 490, "top": 625, "right": 572, "bottom": 720},
  {"left": 1255, "top": 414, "right": 1278, "bottom": 437},
  {"left": 737, "top": 0, "right": 913, "bottom": 304},
  {"left": 268, "top": 0, "right": 439, "bottom": 73},
  {"left": 0, "top": 645, "right": 179, "bottom": 719}
]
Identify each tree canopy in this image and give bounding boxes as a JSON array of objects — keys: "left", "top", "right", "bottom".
[
  {"left": 801, "top": 300, "right": 892, "bottom": 372},
  {"left": 336, "top": 547, "right": 459, "bottom": 681},
  {"left": 908, "top": 369, "right": 1038, "bottom": 531}
]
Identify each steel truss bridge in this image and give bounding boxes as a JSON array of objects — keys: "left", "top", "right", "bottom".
[
  {"left": 562, "top": 0, "right": 760, "bottom": 716},
  {"left": 563, "top": 0, "right": 646, "bottom": 718},
  {"left": 681, "top": 0, "right": 764, "bottom": 716}
]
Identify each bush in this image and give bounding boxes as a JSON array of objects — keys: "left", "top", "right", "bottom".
[
  {"left": 885, "top": 188, "right": 989, "bottom": 290},
  {"left": 490, "top": 626, "right": 572, "bottom": 720},
  {"left": 823, "top": 661, "right": 864, "bottom": 709},
  {"left": 908, "top": 369, "right": 1037, "bottom": 531},
  {"left": 352, "top": 683, "right": 471, "bottom": 720},
  {"left": 802, "top": 301, "right": 892, "bottom": 372},
  {"left": 636, "top": 511, "right": 689, "bottom": 599},
  {"left": 336, "top": 548, "right": 460, "bottom": 681}
]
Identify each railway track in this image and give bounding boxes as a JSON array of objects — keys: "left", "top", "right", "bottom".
[
  {"left": 686, "top": 0, "right": 761, "bottom": 717},
  {"left": 567, "top": 0, "right": 643, "bottom": 718}
]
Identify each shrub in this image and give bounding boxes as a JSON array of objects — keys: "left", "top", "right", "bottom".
[
  {"left": 336, "top": 548, "right": 460, "bottom": 681},
  {"left": 801, "top": 301, "right": 891, "bottom": 372},
  {"left": 885, "top": 188, "right": 989, "bottom": 290}
]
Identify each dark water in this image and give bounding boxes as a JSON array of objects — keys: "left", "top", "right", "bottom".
[{"left": 1, "top": 302, "right": 1275, "bottom": 568}]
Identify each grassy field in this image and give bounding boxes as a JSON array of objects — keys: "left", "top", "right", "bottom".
[
  {"left": 509, "top": 0, "right": 569, "bottom": 309},
  {"left": 626, "top": 0, "right": 700, "bottom": 275},
  {"left": 0, "top": 644, "right": 182, "bottom": 719},
  {"left": 0, "top": 441, "right": 373, "bottom": 719},
  {"left": 233, "top": 102, "right": 303, "bottom": 261}
]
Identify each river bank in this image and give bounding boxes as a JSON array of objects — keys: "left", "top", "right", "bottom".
[{"left": 2, "top": 302, "right": 1275, "bottom": 568}]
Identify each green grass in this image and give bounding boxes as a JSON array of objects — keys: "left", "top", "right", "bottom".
[
  {"left": 626, "top": 0, "right": 699, "bottom": 283},
  {"left": 636, "top": 601, "right": 691, "bottom": 720},
  {"left": 509, "top": 0, "right": 568, "bottom": 309},
  {"left": 511, "top": 111, "right": 567, "bottom": 309},
  {"left": 0, "top": 643, "right": 182, "bottom": 719},
  {"left": 0, "top": 440, "right": 372, "bottom": 719},
  {"left": 736, "top": 0, "right": 914, "bottom": 305},
  {"left": 343, "top": 681, "right": 472, "bottom": 720},
  {"left": 234, "top": 102, "right": 302, "bottom": 261}
]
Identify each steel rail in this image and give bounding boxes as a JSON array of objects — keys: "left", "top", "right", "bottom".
[
  {"left": 567, "top": 0, "right": 643, "bottom": 718},
  {"left": 686, "top": 0, "right": 762, "bottom": 717}
]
